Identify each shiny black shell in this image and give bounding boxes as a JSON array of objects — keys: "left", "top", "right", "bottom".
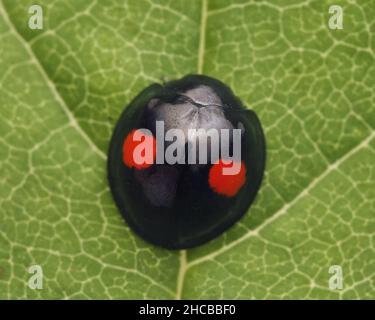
[{"left": 108, "top": 75, "right": 266, "bottom": 249}]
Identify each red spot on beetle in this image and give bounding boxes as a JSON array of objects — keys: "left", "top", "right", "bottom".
[
  {"left": 208, "top": 159, "right": 246, "bottom": 197},
  {"left": 123, "top": 129, "right": 156, "bottom": 169}
]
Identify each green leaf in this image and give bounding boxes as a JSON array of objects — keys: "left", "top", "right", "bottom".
[{"left": 0, "top": 0, "right": 374, "bottom": 299}]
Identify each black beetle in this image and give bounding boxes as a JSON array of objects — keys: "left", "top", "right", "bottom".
[{"left": 108, "top": 75, "right": 265, "bottom": 249}]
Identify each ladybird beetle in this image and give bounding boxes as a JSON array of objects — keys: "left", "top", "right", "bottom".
[{"left": 108, "top": 75, "right": 266, "bottom": 249}]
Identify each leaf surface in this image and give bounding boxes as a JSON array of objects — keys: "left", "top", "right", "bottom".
[{"left": 0, "top": 0, "right": 374, "bottom": 299}]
